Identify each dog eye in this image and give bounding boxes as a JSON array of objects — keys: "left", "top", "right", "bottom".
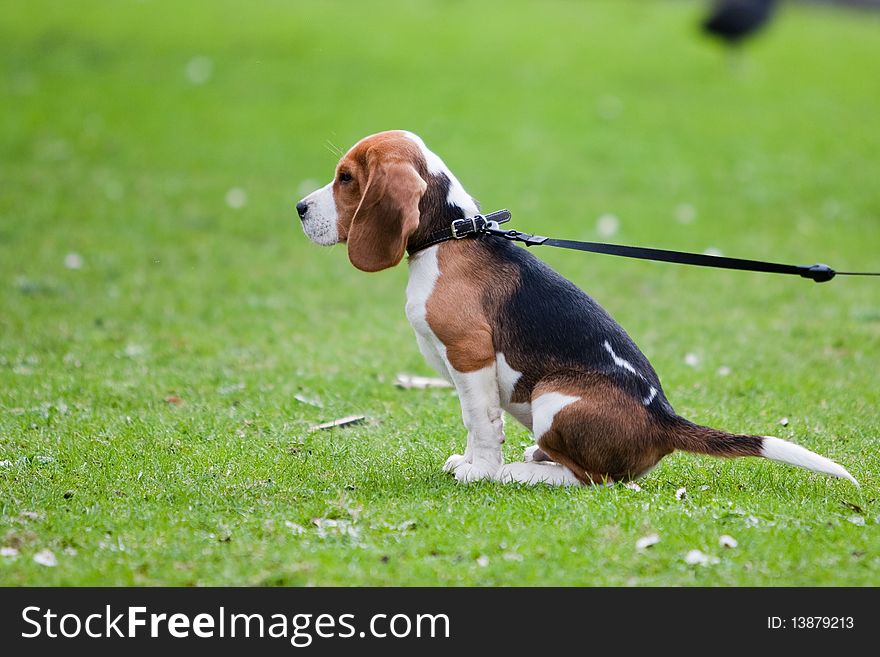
[{"left": 338, "top": 172, "right": 352, "bottom": 183}]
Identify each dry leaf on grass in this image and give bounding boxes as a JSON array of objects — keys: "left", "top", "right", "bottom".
[
  {"left": 294, "top": 394, "right": 322, "bottom": 407},
  {"left": 394, "top": 374, "right": 453, "bottom": 389},
  {"left": 33, "top": 549, "right": 57, "bottom": 567},
  {"left": 309, "top": 415, "right": 366, "bottom": 432}
]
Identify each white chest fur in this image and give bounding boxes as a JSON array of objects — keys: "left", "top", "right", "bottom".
[
  {"left": 404, "top": 247, "right": 439, "bottom": 330},
  {"left": 405, "top": 246, "right": 451, "bottom": 380}
]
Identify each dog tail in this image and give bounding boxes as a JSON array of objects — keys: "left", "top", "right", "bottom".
[{"left": 666, "top": 416, "right": 858, "bottom": 485}]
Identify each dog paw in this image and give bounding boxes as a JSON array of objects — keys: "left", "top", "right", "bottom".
[
  {"left": 449, "top": 460, "right": 500, "bottom": 483},
  {"left": 443, "top": 453, "right": 469, "bottom": 473},
  {"left": 498, "top": 462, "right": 537, "bottom": 484},
  {"left": 497, "top": 461, "right": 580, "bottom": 486}
]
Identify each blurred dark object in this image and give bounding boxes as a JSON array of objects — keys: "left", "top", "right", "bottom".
[
  {"left": 702, "top": 0, "right": 777, "bottom": 46},
  {"left": 801, "top": 0, "right": 880, "bottom": 7}
]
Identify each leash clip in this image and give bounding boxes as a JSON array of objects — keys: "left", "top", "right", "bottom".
[
  {"left": 520, "top": 233, "right": 548, "bottom": 247},
  {"left": 483, "top": 222, "right": 548, "bottom": 247}
]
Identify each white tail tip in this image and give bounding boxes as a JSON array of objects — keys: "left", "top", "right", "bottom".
[{"left": 761, "top": 436, "right": 859, "bottom": 486}]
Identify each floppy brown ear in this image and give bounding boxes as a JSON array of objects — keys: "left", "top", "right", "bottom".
[{"left": 347, "top": 159, "right": 426, "bottom": 272}]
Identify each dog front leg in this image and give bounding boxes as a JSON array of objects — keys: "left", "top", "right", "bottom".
[{"left": 442, "top": 360, "right": 505, "bottom": 483}]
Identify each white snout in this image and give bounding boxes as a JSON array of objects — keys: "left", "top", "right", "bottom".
[{"left": 297, "top": 182, "right": 339, "bottom": 246}]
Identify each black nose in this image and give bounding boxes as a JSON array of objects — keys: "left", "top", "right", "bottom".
[{"left": 296, "top": 201, "right": 308, "bottom": 219}]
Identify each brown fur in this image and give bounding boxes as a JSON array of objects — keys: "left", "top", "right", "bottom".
[
  {"left": 667, "top": 419, "right": 763, "bottom": 458},
  {"left": 530, "top": 374, "right": 763, "bottom": 483},
  {"left": 425, "top": 240, "right": 520, "bottom": 372},
  {"left": 532, "top": 373, "right": 674, "bottom": 483}
]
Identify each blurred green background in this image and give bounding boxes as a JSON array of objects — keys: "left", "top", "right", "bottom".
[{"left": 1, "top": 0, "right": 878, "bottom": 585}]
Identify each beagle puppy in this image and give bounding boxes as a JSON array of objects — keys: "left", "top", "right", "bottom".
[{"left": 296, "top": 130, "right": 857, "bottom": 487}]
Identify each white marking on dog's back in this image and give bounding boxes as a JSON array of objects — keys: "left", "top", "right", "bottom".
[
  {"left": 603, "top": 340, "right": 658, "bottom": 406},
  {"left": 532, "top": 392, "right": 579, "bottom": 441},
  {"left": 603, "top": 340, "right": 639, "bottom": 376},
  {"left": 761, "top": 436, "right": 858, "bottom": 485},
  {"left": 402, "top": 131, "right": 478, "bottom": 215}
]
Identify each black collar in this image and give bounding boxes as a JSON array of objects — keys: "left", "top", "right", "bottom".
[{"left": 407, "top": 209, "right": 512, "bottom": 255}]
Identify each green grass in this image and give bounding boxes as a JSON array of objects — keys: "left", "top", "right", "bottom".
[{"left": 1, "top": 0, "right": 879, "bottom": 586}]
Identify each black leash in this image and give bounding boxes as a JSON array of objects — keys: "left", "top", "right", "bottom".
[{"left": 406, "top": 209, "right": 879, "bottom": 284}]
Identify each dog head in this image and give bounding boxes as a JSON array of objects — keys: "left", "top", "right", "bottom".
[
  {"left": 296, "top": 131, "right": 428, "bottom": 272},
  {"left": 297, "top": 131, "right": 478, "bottom": 272}
]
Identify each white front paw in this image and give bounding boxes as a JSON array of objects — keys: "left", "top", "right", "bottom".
[
  {"left": 443, "top": 453, "right": 469, "bottom": 472},
  {"left": 450, "top": 460, "right": 500, "bottom": 483}
]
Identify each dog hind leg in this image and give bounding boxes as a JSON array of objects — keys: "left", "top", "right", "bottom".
[{"left": 527, "top": 374, "right": 671, "bottom": 485}]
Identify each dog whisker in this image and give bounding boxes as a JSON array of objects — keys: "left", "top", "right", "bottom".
[{"left": 324, "top": 139, "right": 344, "bottom": 157}]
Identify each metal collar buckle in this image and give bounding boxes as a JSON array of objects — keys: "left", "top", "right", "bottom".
[{"left": 451, "top": 216, "right": 480, "bottom": 239}]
